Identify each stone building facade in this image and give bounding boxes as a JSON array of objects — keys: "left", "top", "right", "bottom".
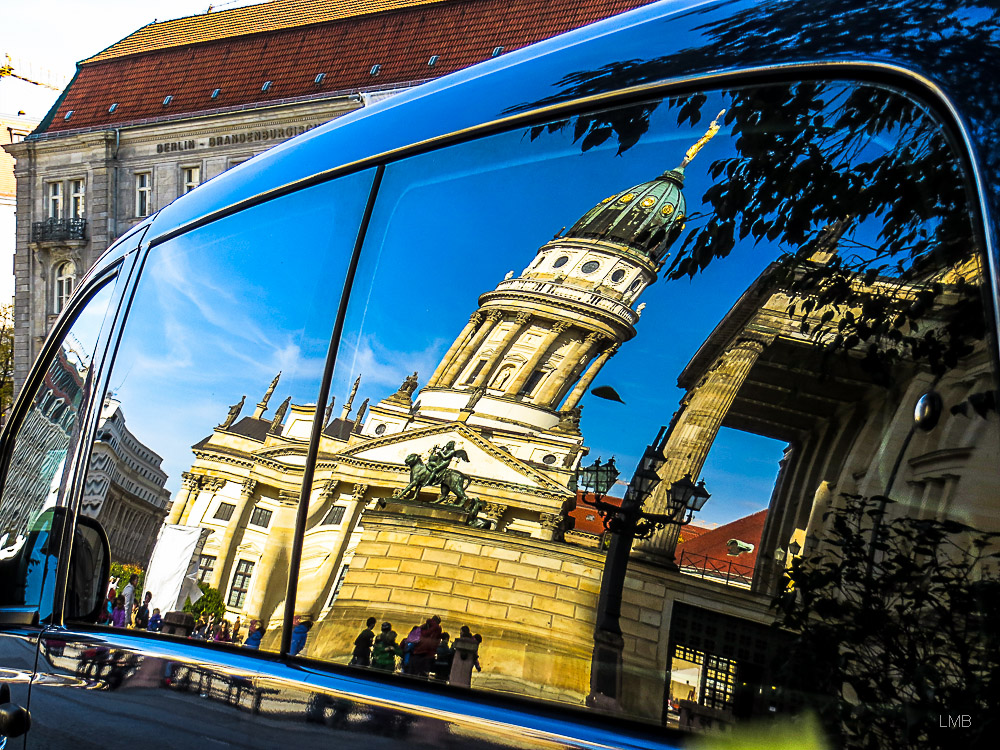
[{"left": 83, "top": 397, "right": 171, "bottom": 566}]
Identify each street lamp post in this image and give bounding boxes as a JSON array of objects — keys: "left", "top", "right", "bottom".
[{"left": 582, "top": 426, "right": 710, "bottom": 711}]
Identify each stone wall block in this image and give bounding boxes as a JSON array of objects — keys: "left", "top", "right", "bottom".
[
  {"left": 473, "top": 571, "right": 516, "bottom": 589},
  {"left": 398, "top": 560, "right": 438, "bottom": 576},
  {"left": 388, "top": 588, "right": 429, "bottom": 607},
  {"left": 421, "top": 548, "right": 462, "bottom": 566},
  {"left": 412, "top": 575, "right": 455, "bottom": 594},
  {"left": 433, "top": 564, "right": 476, "bottom": 583}
]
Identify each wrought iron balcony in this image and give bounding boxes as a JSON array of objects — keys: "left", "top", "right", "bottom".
[{"left": 32, "top": 217, "right": 87, "bottom": 243}]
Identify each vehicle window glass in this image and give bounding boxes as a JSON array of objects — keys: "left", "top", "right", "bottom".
[
  {"left": 77, "top": 171, "right": 376, "bottom": 646},
  {"left": 0, "top": 280, "right": 116, "bottom": 610},
  {"left": 212, "top": 82, "right": 999, "bottom": 740}
]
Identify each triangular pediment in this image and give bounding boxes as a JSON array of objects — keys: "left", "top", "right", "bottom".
[{"left": 338, "top": 423, "right": 569, "bottom": 494}]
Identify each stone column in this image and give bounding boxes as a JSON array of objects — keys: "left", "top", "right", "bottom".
[
  {"left": 536, "top": 332, "right": 604, "bottom": 407},
  {"left": 243, "top": 490, "right": 299, "bottom": 622},
  {"left": 167, "top": 472, "right": 201, "bottom": 525},
  {"left": 483, "top": 502, "right": 508, "bottom": 531},
  {"left": 560, "top": 343, "right": 620, "bottom": 412},
  {"left": 539, "top": 512, "right": 563, "bottom": 542},
  {"left": 505, "top": 320, "right": 569, "bottom": 397},
  {"left": 441, "top": 310, "right": 503, "bottom": 386},
  {"left": 471, "top": 312, "right": 531, "bottom": 388},
  {"left": 428, "top": 312, "right": 482, "bottom": 387},
  {"left": 300, "top": 483, "right": 368, "bottom": 616},
  {"left": 210, "top": 479, "right": 255, "bottom": 590},
  {"left": 638, "top": 337, "right": 767, "bottom": 558}
]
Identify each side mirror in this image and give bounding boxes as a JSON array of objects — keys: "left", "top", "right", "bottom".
[{"left": 64, "top": 515, "right": 110, "bottom": 623}]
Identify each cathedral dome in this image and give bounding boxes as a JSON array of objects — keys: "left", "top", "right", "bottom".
[{"left": 563, "top": 166, "right": 687, "bottom": 264}]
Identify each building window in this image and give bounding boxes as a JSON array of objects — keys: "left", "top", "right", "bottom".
[
  {"left": 227, "top": 560, "right": 254, "bottom": 608},
  {"left": 183, "top": 166, "right": 200, "bottom": 194},
  {"left": 213, "top": 502, "right": 235, "bottom": 521},
  {"left": 321, "top": 505, "right": 346, "bottom": 526},
  {"left": 519, "top": 369, "right": 545, "bottom": 396},
  {"left": 464, "top": 359, "right": 487, "bottom": 384},
  {"left": 47, "top": 182, "right": 62, "bottom": 219},
  {"left": 198, "top": 555, "right": 216, "bottom": 582},
  {"left": 135, "top": 172, "right": 151, "bottom": 217},
  {"left": 249, "top": 506, "right": 272, "bottom": 528},
  {"left": 70, "top": 180, "right": 85, "bottom": 218},
  {"left": 54, "top": 261, "right": 75, "bottom": 314}
]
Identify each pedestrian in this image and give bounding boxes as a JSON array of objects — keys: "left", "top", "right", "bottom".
[
  {"left": 192, "top": 616, "right": 208, "bottom": 639},
  {"left": 244, "top": 622, "right": 265, "bottom": 650},
  {"left": 134, "top": 591, "right": 152, "bottom": 630},
  {"left": 372, "top": 622, "right": 401, "bottom": 671},
  {"left": 147, "top": 608, "right": 162, "bottom": 632},
  {"left": 215, "top": 620, "right": 232, "bottom": 643},
  {"left": 432, "top": 632, "right": 454, "bottom": 681},
  {"left": 111, "top": 596, "right": 127, "bottom": 628},
  {"left": 448, "top": 626, "right": 479, "bottom": 687},
  {"left": 400, "top": 624, "right": 422, "bottom": 674},
  {"left": 99, "top": 585, "right": 115, "bottom": 625},
  {"left": 290, "top": 615, "right": 313, "bottom": 656},
  {"left": 121, "top": 574, "right": 138, "bottom": 627},
  {"left": 473, "top": 633, "right": 483, "bottom": 673},
  {"left": 350, "top": 616, "right": 377, "bottom": 666},
  {"left": 412, "top": 615, "right": 442, "bottom": 677}
]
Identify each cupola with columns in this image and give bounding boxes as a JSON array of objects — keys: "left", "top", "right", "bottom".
[{"left": 407, "top": 113, "right": 725, "bottom": 445}]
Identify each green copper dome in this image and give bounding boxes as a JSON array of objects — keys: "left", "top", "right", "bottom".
[{"left": 564, "top": 167, "right": 687, "bottom": 264}]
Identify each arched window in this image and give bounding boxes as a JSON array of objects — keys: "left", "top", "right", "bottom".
[{"left": 54, "top": 260, "right": 76, "bottom": 314}]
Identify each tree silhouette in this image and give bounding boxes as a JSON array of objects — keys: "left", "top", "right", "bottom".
[
  {"left": 773, "top": 495, "right": 1000, "bottom": 749},
  {"left": 516, "top": 0, "right": 999, "bottom": 383}
]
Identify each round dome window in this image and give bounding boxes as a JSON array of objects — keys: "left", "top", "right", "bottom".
[
  {"left": 543, "top": 454, "right": 557, "bottom": 465},
  {"left": 553, "top": 256, "right": 569, "bottom": 268},
  {"left": 374, "top": 424, "right": 387, "bottom": 435},
  {"left": 629, "top": 279, "right": 642, "bottom": 292},
  {"left": 581, "top": 260, "right": 600, "bottom": 274},
  {"left": 611, "top": 269, "right": 626, "bottom": 283}
]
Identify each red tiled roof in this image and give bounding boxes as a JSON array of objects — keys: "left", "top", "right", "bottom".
[
  {"left": 568, "top": 491, "right": 622, "bottom": 536},
  {"left": 674, "top": 509, "right": 768, "bottom": 578},
  {"left": 83, "top": 0, "right": 451, "bottom": 63},
  {"left": 41, "top": 0, "right": 654, "bottom": 135}
]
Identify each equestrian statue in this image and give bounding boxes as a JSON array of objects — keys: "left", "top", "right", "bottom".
[{"left": 394, "top": 441, "right": 490, "bottom": 528}]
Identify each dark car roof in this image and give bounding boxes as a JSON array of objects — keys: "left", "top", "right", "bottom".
[{"left": 102, "top": 0, "right": 996, "bottom": 272}]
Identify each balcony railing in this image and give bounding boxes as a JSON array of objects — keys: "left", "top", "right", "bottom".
[
  {"left": 677, "top": 550, "right": 754, "bottom": 589},
  {"left": 32, "top": 217, "right": 87, "bottom": 242}
]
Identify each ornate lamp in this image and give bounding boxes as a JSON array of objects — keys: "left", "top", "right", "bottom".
[
  {"left": 577, "top": 457, "right": 620, "bottom": 498},
  {"left": 664, "top": 473, "right": 711, "bottom": 526}
]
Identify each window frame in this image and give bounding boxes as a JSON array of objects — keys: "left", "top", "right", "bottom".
[
  {"left": 53, "top": 260, "right": 76, "bottom": 315},
  {"left": 0, "top": 243, "right": 143, "bottom": 624},
  {"left": 69, "top": 179, "right": 86, "bottom": 218},
  {"left": 182, "top": 166, "right": 201, "bottom": 194},
  {"left": 213, "top": 502, "right": 235, "bottom": 522},
  {"left": 227, "top": 559, "right": 254, "bottom": 608},
  {"left": 135, "top": 172, "right": 152, "bottom": 217},
  {"left": 248, "top": 506, "right": 272, "bottom": 528},
  {"left": 46, "top": 181, "right": 62, "bottom": 219}
]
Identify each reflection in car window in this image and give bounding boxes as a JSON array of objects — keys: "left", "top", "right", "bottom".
[
  {"left": 78, "top": 172, "right": 376, "bottom": 644},
  {"left": 88, "top": 78, "right": 998, "bottom": 745},
  {"left": 0, "top": 281, "right": 116, "bottom": 606},
  {"left": 264, "top": 80, "right": 994, "bottom": 742}
]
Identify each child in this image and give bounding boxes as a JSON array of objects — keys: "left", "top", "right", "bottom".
[
  {"left": 147, "top": 608, "right": 162, "bottom": 632},
  {"left": 111, "top": 596, "right": 127, "bottom": 628}
]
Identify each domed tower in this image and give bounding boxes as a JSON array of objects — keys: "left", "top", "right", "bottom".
[{"left": 413, "top": 115, "right": 724, "bottom": 443}]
